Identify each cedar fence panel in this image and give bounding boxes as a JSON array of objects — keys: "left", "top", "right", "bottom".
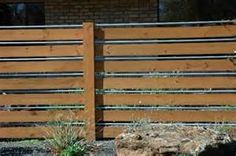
[
  {"left": 0, "top": 25, "right": 89, "bottom": 139},
  {"left": 95, "top": 22, "right": 236, "bottom": 139},
  {"left": 0, "top": 21, "right": 235, "bottom": 140}
]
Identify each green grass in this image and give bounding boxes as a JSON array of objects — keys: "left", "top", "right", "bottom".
[{"left": 44, "top": 111, "right": 88, "bottom": 156}]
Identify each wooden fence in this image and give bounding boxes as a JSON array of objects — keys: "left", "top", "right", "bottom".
[{"left": 0, "top": 22, "right": 235, "bottom": 140}]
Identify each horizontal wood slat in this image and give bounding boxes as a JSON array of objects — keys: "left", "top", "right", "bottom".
[
  {"left": 0, "top": 110, "right": 84, "bottom": 122},
  {"left": 97, "top": 110, "right": 236, "bottom": 122},
  {"left": 97, "top": 94, "right": 236, "bottom": 106},
  {"left": 0, "top": 94, "right": 84, "bottom": 106},
  {"left": 0, "top": 29, "right": 83, "bottom": 41},
  {"left": 0, "top": 45, "right": 83, "bottom": 57},
  {"left": 98, "top": 126, "right": 236, "bottom": 139},
  {"left": 0, "top": 127, "right": 47, "bottom": 138},
  {"left": 0, "top": 23, "right": 235, "bottom": 140},
  {"left": 97, "top": 126, "right": 123, "bottom": 139},
  {"left": 1, "top": 126, "right": 235, "bottom": 139},
  {"left": 97, "top": 77, "right": 236, "bottom": 89},
  {"left": 0, "top": 126, "right": 85, "bottom": 138},
  {"left": 0, "top": 77, "right": 84, "bottom": 90},
  {"left": 97, "top": 60, "right": 236, "bottom": 72},
  {"left": 97, "top": 42, "right": 236, "bottom": 56},
  {"left": 0, "top": 61, "right": 83, "bottom": 73},
  {"left": 96, "top": 25, "right": 236, "bottom": 39}
]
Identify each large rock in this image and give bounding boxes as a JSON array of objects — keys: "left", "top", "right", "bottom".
[{"left": 115, "top": 125, "right": 235, "bottom": 156}]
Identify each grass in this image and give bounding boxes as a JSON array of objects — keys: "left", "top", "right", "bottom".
[
  {"left": 43, "top": 111, "right": 88, "bottom": 156},
  {"left": 18, "top": 139, "right": 42, "bottom": 146},
  {"left": 126, "top": 118, "right": 153, "bottom": 133}
]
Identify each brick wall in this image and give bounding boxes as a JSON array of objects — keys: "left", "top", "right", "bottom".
[{"left": 45, "top": 0, "right": 158, "bottom": 24}]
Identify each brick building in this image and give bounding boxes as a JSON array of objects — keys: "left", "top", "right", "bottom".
[
  {"left": 0, "top": 0, "right": 158, "bottom": 25},
  {"left": 45, "top": 0, "right": 158, "bottom": 24},
  {"left": 0, "top": 0, "right": 235, "bottom": 25}
]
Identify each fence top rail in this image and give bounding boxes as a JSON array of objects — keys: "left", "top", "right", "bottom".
[
  {"left": 0, "top": 24, "right": 82, "bottom": 29},
  {"left": 96, "top": 20, "right": 236, "bottom": 27},
  {"left": 0, "top": 20, "right": 235, "bottom": 29},
  {"left": 0, "top": 41, "right": 83, "bottom": 45}
]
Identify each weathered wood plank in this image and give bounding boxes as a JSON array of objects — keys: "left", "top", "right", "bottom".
[
  {"left": 97, "top": 110, "right": 236, "bottom": 122},
  {"left": 83, "top": 22, "right": 96, "bottom": 140},
  {"left": 0, "top": 61, "right": 83, "bottom": 73},
  {"left": 0, "top": 45, "right": 83, "bottom": 57},
  {"left": 0, "top": 29, "right": 83, "bottom": 41},
  {"left": 96, "top": 25, "right": 236, "bottom": 39},
  {"left": 97, "top": 42, "right": 236, "bottom": 56},
  {"left": 0, "top": 126, "right": 85, "bottom": 138},
  {"left": 97, "top": 126, "right": 236, "bottom": 139},
  {"left": 97, "top": 77, "right": 236, "bottom": 89},
  {"left": 0, "top": 77, "right": 84, "bottom": 90},
  {"left": 97, "top": 94, "right": 236, "bottom": 106},
  {"left": 0, "top": 94, "right": 84, "bottom": 106},
  {"left": 0, "top": 110, "right": 84, "bottom": 122},
  {"left": 96, "top": 126, "right": 123, "bottom": 139},
  {"left": 97, "top": 60, "right": 236, "bottom": 72},
  {"left": 0, "top": 127, "right": 48, "bottom": 138}
]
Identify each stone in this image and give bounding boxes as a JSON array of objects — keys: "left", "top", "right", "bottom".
[{"left": 115, "top": 125, "right": 235, "bottom": 156}]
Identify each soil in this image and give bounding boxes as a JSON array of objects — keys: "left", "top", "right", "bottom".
[{"left": 0, "top": 140, "right": 116, "bottom": 156}]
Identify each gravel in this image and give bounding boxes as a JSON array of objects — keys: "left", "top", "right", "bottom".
[{"left": 0, "top": 140, "right": 116, "bottom": 156}]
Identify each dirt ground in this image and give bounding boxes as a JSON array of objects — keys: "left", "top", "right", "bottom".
[{"left": 0, "top": 140, "right": 116, "bottom": 156}]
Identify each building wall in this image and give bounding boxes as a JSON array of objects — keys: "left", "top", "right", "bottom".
[{"left": 45, "top": 0, "right": 158, "bottom": 24}]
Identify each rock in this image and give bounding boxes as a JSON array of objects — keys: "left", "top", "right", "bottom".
[{"left": 115, "top": 125, "right": 235, "bottom": 156}]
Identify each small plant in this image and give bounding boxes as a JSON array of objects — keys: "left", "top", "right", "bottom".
[
  {"left": 44, "top": 111, "right": 87, "bottom": 156},
  {"left": 60, "top": 141, "right": 87, "bottom": 156},
  {"left": 210, "top": 122, "right": 235, "bottom": 135},
  {"left": 127, "top": 118, "right": 153, "bottom": 133}
]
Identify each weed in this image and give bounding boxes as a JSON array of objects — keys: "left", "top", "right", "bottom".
[
  {"left": 126, "top": 119, "right": 153, "bottom": 133},
  {"left": 43, "top": 111, "right": 88, "bottom": 156},
  {"left": 19, "top": 139, "right": 42, "bottom": 146}
]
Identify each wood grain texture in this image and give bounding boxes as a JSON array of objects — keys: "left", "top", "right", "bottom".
[
  {"left": 96, "top": 25, "right": 236, "bottom": 39},
  {"left": 0, "top": 45, "right": 83, "bottom": 57},
  {"left": 97, "top": 126, "right": 236, "bottom": 139},
  {"left": 97, "top": 59, "right": 236, "bottom": 72},
  {"left": 0, "top": 127, "right": 48, "bottom": 138},
  {"left": 0, "top": 110, "right": 84, "bottom": 122},
  {"left": 1, "top": 23, "right": 236, "bottom": 140},
  {"left": 97, "top": 110, "right": 236, "bottom": 122},
  {"left": 97, "top": 94, "right": 236, "bottom": 106},
  {"left": 97, "top": 42, "right": 236, "bottom": 56},
  {"left": 0, "top": 61, "right": 83, "bottom": 73},
  {"left": 97, "top": 77, "right": 236, "bottom": 89},
  {"left": 83, "top": 22, "right": 96, "bottom": 140},
  {"left": 0, "top": 94, "right": 84, "bottom": 106},
  {"left": 2, "top": 126, "right": 235, "bottom": 139},
  {"left": 0, "top": 126, "right": 85, "bottom": 138},
  {"left": 0, "top": 29, "right": 83, "bottom": 41},
  {"left": 0, "top": 77, "right": 84, "bottom": 90},
  {"left": 96, "top": 126, "right": 123, "bottom": 139}
]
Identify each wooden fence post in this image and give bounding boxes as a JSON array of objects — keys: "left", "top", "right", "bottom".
[{"left": 83, "top": 22, "right": 96, "bottom": 141}]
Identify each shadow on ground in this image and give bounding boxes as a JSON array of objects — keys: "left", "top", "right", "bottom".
[{"left": 199, "top": 141, "right": 236, "bottom": 156}]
